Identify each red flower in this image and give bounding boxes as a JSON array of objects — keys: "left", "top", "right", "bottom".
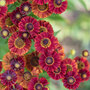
[
  {"left": 32, "top": 2, "right": 52, "bottom": 18},
  {"left": 0, "top": 6, "right": 7, "bottom": 19},
  {"left": 0, "top": 29, "right": 9, "bottom": 39},
  {"left": 10, "top": 7, "right": 25, "bottom": 26},
  {"left": 10, "top": 56, "right": 25, "bottom": 71},
  {"left": 47, "top": 61, "right": 67, "bottom": 80},
  {"left": 20, "top": 2, "right": 32, "bottom": 15},
  {"left": 0, "top": 13, "right": 17, "bottom": 33},
  {"left": 0, "top": 70, "right": 17, "bottom": 86},
  {"left": 39, "top": 20, "right": 54, "bottom": 34},
  {"left": 39, "top": 51, "right": 61, "bottom": 71},
  {"left": 6, "top": 0, "right": 16, "bottom": 5},
  {"left": 8, "top": 32, "right": 31, "bottom": 56},
  {"left": 18, "top": 16, "right": 40, "bottom": 38},
  {"left": 74, "top": 56, "right": 89, "bottom": 70},
  {"left": 0, "top": 61, "right": 2, "bottom": 72},
  {"left": 62, "top": 71, "right": 81, "bottom": 89},
  {"left": 35, "top": 32, "right": 58, "bottom": 53},
  {"left": 79, "top": 69, "right": 90, "bottom": 82},
  {"left": 33, "top": 0, "right": 49, "bottom": 5},
  {"left": 62, "top": 58, "right": 78, "bottom": 73},
  {"left": 28, "top": 77, "right": 49, "bottom": 90},
  {"left": 49, "top": 0, "right": 68, "bottom": 14}
]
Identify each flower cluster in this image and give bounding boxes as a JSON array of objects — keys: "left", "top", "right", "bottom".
[{"left": 0, "top": 0, "right": 90, "bottom": 90}]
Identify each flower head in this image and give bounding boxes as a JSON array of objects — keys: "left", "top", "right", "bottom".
[
  {"left": 20, "top": 2, "right": 32, "bottom": 15},
  {"left": 62, "top": 71, "right": 81, "bottom": 89},
  {"left": 35, "top": 32, "right": 58, "bottom": 53},
  {"left": 18, "top": 16, "right": 40, "bottom": 38},
  {"left": 32, "top": 2, "right": 52, "bottom": 18},
  {"left": 74, "top": 56, "right": 89, "bottom": 70},
  {"left": 28, "top": 77, "right": 49, "bottom": 90},
  {"left": 82, "top": 50, "right": 89, "bottom": 57},
  {"left": 49, "top": 0, "right": 68, "bottom": 14},
  {"left": 39, "top": 51, "right": 61, "bottom": 71},
  {"left": 8, "top": 32, "right": 31, "bottom": 56},
  {"left": 0, "top": 70, "right": 17, "bottom": 86}
]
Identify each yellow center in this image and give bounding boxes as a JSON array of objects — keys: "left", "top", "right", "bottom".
[
  {"left": 23, "top": 33, "right": 28, "bottom": 38},
  {"left": 82, "top": 74, "right": 87, "bottom": 78},
  {"left": 2, "top": 31, "right": 8, "bottom": 36},
  {"left": 24, "top": 6, "right": 29, "bottom": 11},
  {"left": 16, "top": 14, "right": 21, "bottom": 19},
  {"left": 15, "top": 63, "right": 20, "bottom": 68},
  {"left": 0, "top": 0, "right": 6, "bottom": 6},
  {"left": 40, "top": 26, "right": 47, "bottom": 33},
  {"left": 24, "top": 73, "right": 32, "bottom": 81},
  {"left": 83, "top": 52, "right": 88, "bottom": 57},
  {"left": 69, "top": 79, "right": 74, "bottom": 83},
  {"left": 6, "top": 76, "right": 11, "bottom": 80}
]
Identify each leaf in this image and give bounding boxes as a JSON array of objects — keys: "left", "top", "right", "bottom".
[
  {"left": 79, "top": 0, "right": 87, "bottom": 10},
  {"left": 54, "top": 30, "right": 61, "bottom": 36},
  {"left": 39, "top": 71, "right": 50, "bottom": 81}
]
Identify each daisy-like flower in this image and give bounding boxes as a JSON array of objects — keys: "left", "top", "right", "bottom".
[
  {"left": 2, "top": 52, "right": 15, "bottom": 70},
  {"left": 47, "top": 61, "right": 67, "bottom": 80},
  {"left": 35, "top": 32, "right": 58, "bottom": 53},
  {"left": 5, "top": 83, "right": 23, "bottom": 90},
  {"left": 49, "top": 0, "right": 68, "bottom": 14},
  {"left": 8, "top": 32, "right": 31, "bottom": 56},
  {"left": 0, "top": 29, "right": 9, "bottom": 39},
  {"left": 28, "top": 77, "right": 49, "bottom": 90},
  {"left": 0, "top": 61, "right": 2, "bottom": 72},
  {"left": 39, "top": 51, "right": 61, "bottom": 72},
  {"left": 0, "top": 70, "right": 17, "bottom": 86},
  {"left": 79, "top": 69, "right": 90, "bottom": 82},
  {"left": 10, "top": 56, "right": 25, "bottom": 71},
  {"left": 62, "top": 71, "right": 81, "bottom": 89},
  {"left": 39, "top": 20, "right": 54, "bottom": 34},
  {"left": 33, "top": 0, "right": 49, "bottom": 5},
  {"left": 18, "top": 16, "right": 40, "bottom": 38},
  {"left": 82, "top": 50, "right": 89, "bottom": 57},
  {"left": 6, "top": 0, "right": 16, "bottom": 5},
  {"left": 10, "top": 7, "right": 25, "bottom": 26},
  {"left": 55, "top": 43, "right": 65, "bottom": 60},
  {"left": 20, "top": 2, "right": 32, "bottom": 15},
  {"left": 17, "top": 71, "right": 33, "bottom": 89},
  {"left": 25, "top": 51, "right": 40, "bottom": 71},
  {"left": 0, "top": 0, "right": 6, "bottom": 6},
  {"left": 74, "top": 56, "right": 89, "bottom": 70},
  {"left": 0, "top": 6, "right": 7, "bottom": 19},
  {"left": 0, "top": 13, "right": 17, "bottom": 33},
  {"left": 62, "top": 58, "right": 78, "bottom": 73},
  {"left": 32, "top": 2, "right": 52, "bottom": 18}
]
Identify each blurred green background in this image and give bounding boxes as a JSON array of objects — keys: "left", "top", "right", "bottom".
[{"left": 0, "top": 0, "right": 90, "bottom": 90}]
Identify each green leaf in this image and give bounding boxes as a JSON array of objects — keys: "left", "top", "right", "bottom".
[
  {"left": 79, "top": 0, "right": 87, "bottom": 10},
  {"left": 39, "top": 71, "right": 50, "bottom": 81},
  {"left": 54, "top": 30, "right": 61, "bottom": 36}
]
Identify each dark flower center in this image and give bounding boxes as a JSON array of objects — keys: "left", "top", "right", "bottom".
[
  {"left": 41, "top": 38, "right": 51, "bottom": 48},
  {"left": 67, "top": 76, "right": 76, "bottom": 85},
  {"left": 40, "top": 26, "right": 47, "bottom": 33},
  {"left": 54, "top": 67, "right": 61, "bottom": 74},
  {"left": 66, "top": 64, "right": 72, "bottom": 72},
  {"left": 45, "top": 57, "right": 54, "bottom": 65},
  {"left": 35, "top": 83, "right": 43, "bottom": 90},
  {"left": 78, "top": 61, "right": 85, "bottom": 70},
  {"left": 55, "top": 0, "right": 62, "bottom": 5},
  {"left": 23, "top": 72, "right": 32, "bottom": 81},
  {"left": 26, "top": 23, "right": 33, "bottom": 31},
  {"left": 31, "top": 56, "right": 39, "bottom": 67},
  {"left": 5, "top": 17, "right": 13, "bottom": 26},
  {"left": 38, "top": 4, "right": 48, "bottom": 11},
  {"left": 14, "top": 38, "right": 25, "bottom": 49}
]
